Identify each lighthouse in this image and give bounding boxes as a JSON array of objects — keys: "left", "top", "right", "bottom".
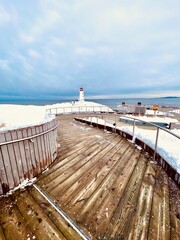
[{"left": 79, "top": 87, "right": 85, "bottom": 102}]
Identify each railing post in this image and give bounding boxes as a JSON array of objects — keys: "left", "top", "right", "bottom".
[
  {"left": 132, "top": 119, "right": 136, "bottom": 142},
  {"left": 153, "top": 127, "right": 159, "bottom": 161},
  {"left": 114, "top": 115, "right": 117, "bottom": 134}
]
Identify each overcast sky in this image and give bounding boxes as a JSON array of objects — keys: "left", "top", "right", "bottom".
[{"left": 0, "top": 0, "right": 180, "bottom": 99}]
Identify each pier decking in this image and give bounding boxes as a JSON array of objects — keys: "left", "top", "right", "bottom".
[{"left": 0, "top": 114, "right": 180, "bottom": 239}]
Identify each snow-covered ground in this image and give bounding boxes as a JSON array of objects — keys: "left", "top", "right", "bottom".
[
  {"left": 121, "top": 115, "right": 178, "bottom": 124},
  {"left": 145, "top": 109, "right": 174, "bottom": 117},
  {"left": 46, "top": 101, "right": 114, "bottom": 114},
  {"left": 0, "top": 104, "right": 54, "bottom": 131},
  {"left": 85, "top": 117, "right": 180, "bottom": 174},
  {"left": 120, "top": 125, "right": 180, "bottom": 173},
  {"left": 170, "top": 109, "right": 180, "bottom": 114},
  {"left": 0, "top": 101, "right": 113, "bottom": 132}
]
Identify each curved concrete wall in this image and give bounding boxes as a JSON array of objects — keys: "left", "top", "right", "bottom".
[{"left": 0, "top": 119, "right": 58, "bottom": 195}]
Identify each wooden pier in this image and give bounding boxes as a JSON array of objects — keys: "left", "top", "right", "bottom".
[{"left": 0, "top": 114, "right": 179, "bottom": 239}]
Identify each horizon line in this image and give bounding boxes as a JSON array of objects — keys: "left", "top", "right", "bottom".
[{"left": 0, "top": 95, "right": 180, "bottom": 101}]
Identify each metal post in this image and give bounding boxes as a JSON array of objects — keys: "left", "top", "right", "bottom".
[
  {"left": 153, "top": 127, "right": 159, "bottom": 161},
  {"left": 114, "top": 115, "right": 117, "bottom": 134},
  {"left": 132, "top": 119, "right": 136, "bottom": 142}
]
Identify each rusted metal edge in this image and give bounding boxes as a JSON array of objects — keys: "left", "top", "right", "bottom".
[
  {"left": 74, "top": 117, "right": 180, "bottom": 187},
  {"left": 0, "top": 120, "right": 59, "bottom": 146},
  {"left": 33, "top": 184, "right": 91, "bottom": 240}
]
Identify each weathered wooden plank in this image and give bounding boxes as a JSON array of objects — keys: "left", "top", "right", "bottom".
[
  {"left": 0, "top": 180, "right": 3, "bottom": 196},
  {"left": 38, "top": 136, "right": 101, "bottom": 184},
  {"left": 76, "top": 144, "right": 134, "bottom": 224},
  {"left": 10, "top": 130, "right": 24, "bottom": 182},
  {"left": 50, "top": 136, "right": 123, "bottom": 196},
  {"left": 46, "top": 142, "right": 112, "bottom": 192},
  {"left": 22, "top": 128, "right": 33, "bottom": 179},
  {"left": 14, "top": 189, "right": 67, "bottom": 240},
  {"left": 59, "top": 135, "right": 92, "bottom": 153},
  {"left": 39, "top": 125, "right": 47, "bottom": 169},
  {"left": 52, "top": 121, "right": 58, "bottom": 157},
  {"left": 63, "top": 139, "right": 128, "bottom": 214},
  {"left": 37, "top": 125, "right": 46, "bottom": 170},
  {"left": 62, "top": 138, "right": 127, "bottom": 208},
  {"left": 16, "top": 129, "right": 29, "bottom": 179},
  {"left": 35, "top": 126, "right": 44, "bottom": 171},
  {"left": 169, "top": 180, "right": 180, "bottom": 240},
  {"left": 107, "top": 156, "right": 148, "bottom": 239},
  {"left": 90, "top": 149, "right": 141, "bottom": 238},
  {"left": 0, "top": 197, "right": 34, "bottom": 240},
  {"left": 0, "top": 133, "right": 14, "bottom": 189},
  {"left": 31, "top": 126, "right": 41, "bottom": 175},
  {"left": 5, "top": 131, "right": 20, "bottom": 186},
  {"left": 48, "top": 121, "right": 54, "bottom": 163},
  {"left": 30, "top": 186, "right": 86, "bottom": 240},
  {"left": 41, "top": 125, "right": 48, "bottom": 168},
  {"left": 40, "top": 135, "right": 119, "bottom": 188},
  {"left": 48, "top": 123, "right": 53, "bottom": 163},
  {"left": 0, "top": 147, "right": 9, "bottom": 193},
  {"left": 122, "top": 162, "right": 156, "bottom": 240},
  {"left": 38, "top": 139, "right": 101, "bottom": 185},
  {"left": 27, "top": 127, "right": 38, "bottom": 176},
  {"left": 42, "top": 123, "right": 51, "bottom": 167},
  {"left": 148, "top": 168, "right": 170, "bottom": 240},
  {"left": 0, "top": 225, "right": 6, "bottom": 240}
]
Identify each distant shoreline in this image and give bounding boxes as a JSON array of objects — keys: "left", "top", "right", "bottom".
[{"left": 0, "top": 97, "right": 179, "bottom": 108}]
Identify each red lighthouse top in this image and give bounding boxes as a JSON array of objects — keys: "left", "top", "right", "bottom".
[{"left": 80, "top": 87, "right": 84, "bottom": 91}]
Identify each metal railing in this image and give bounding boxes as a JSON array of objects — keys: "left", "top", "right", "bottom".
[
  {"left": 46, "top": 106, "right": 114, "bottom": 115},
  {"left": 75, "top": 114, "right": 180, "bottom": 185},
  {"left": 120, "top": 116, "right": 180, "bottom": 160}
]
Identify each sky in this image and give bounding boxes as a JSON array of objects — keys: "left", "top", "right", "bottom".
[{"left": 0, "top": 0, "right": 180, "bottom": 99}]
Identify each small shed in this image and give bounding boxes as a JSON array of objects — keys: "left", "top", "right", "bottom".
[{"left": 134, "top": 106, "right": 146, "bottom": 115}]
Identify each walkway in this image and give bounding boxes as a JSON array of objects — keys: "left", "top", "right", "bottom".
[{"left": 0, "top": 114, "right": 179, "bottom": 239}]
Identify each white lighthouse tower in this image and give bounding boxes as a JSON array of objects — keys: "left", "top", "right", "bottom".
[{"left": 79, "top": 87, "right": 85, "bottom": 102}]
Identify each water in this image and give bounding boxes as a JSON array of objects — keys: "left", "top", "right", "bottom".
[
  {"left": 0, "top": 97, "right": 179, "bottom": 109},
  {"left": 90, "top": 98, "right": 180, "bottom": 109}
]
